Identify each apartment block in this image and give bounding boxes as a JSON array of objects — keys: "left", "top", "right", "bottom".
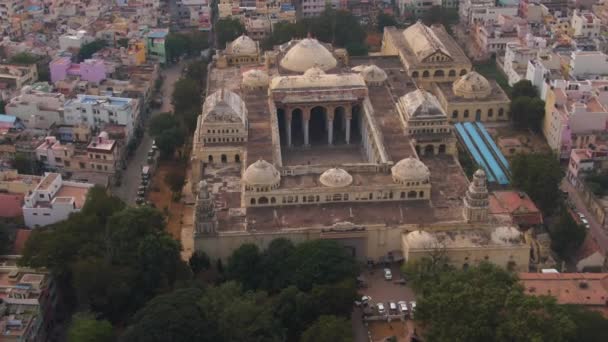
[
  {"left": 5, "top": 86, "right": 65, "bottom": 129},
  {"left": 63, "top": 95, "right": 139, "bottom": 139}
]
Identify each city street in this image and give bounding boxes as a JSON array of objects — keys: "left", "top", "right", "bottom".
[
  {"left": 111, "top": 62, "right": 184, "bottom": 204},
  {"left": 562, "top": 180, "right": 608, "bottom": 254}
]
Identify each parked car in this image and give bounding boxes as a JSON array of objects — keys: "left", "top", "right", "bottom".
[
  {"left": 389, "top": 301, "right": 397, "bottom": 312},
  {"left": 410, "top": 301, "right": 417, "bottom": 317},
  {"left": 361, "top": 295, "right": 372, "bottom": 304},
  {"left": 384, "top": 268, "right": 393, "bottom": 280},
  {"left": 135, "top": 197, "right": 145, "bottom": 205},
  {"left": 137, "top": 190, "right": 146, "bottom": 197},
  {"left": 376, "top": 303, "right": 386, "bottom": 315},
  {"left": 398, "top": 301, "right": 408, "bottom": 314}
]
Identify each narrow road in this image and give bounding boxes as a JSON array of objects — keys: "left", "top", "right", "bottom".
[
  {"left": 562, "top": 180, "right": 608, "bottom": 254},
  {"left": 111, "top": 62, "right": 183, "bottom": 204}
]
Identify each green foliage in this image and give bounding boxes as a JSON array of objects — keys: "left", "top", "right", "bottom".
[
  {"left": 258, "top": 238, "right": 295, "bottom": 292},
  {"left": 377, "top": 12, "right": 398, "bottom": 32},
  {"left": 585, "top": 172, "right": 608, "bottom": 196},
  {"left": 11, "top": 153, "right": 41, "bottom": 175},
  {"left": 0, "top": 223, "right": 10, "bottom": 255},
  {"left": 19, "top": 190, "right": 188, "bottom": 323},
  {"left": 563, "top": 305, "right": 608, "bottom": 342},
  {"left": 511, "top": 95, "right": 545, "bottom": 132},
  {"left": 402, "top": 253, "right": 453, "bottom": 295},
  {"left": 549, "top": 208, "right": 586, "bottom": 260},
  {"left": 164, "top": 169, "right": 185, "bottom": 193},
  {"left": 165, "top": 31, "right": 209, "bottom": 61},
  {"left": 67, "top": 312, "right": 114, "bottom": 342},
  {"left": 189, "top": 251, "right": 211, "bottom": 274},
  {"left": 413, "top": 262, "right": 576, "bottom": 342},
  {"left": 9, "top": 52, "right": 38, "bottom": 65},
  {"left": 120, "top": 288, "right": 207, "bottom": 342},
  {"left": 273, "top": 286, "right": 318, "bottom": 340},
  {"left": 155, "top": 127, "right": 185, "bottom": 159},
  {"left": 78, "top": 40, "right": 108, "bottom": 61},
  {"left": 172, "top": 77, "right": 201, "bottom": 113},
  {"left": 227, "top": 243, "right": 262, "bottom": 290},
  {"left": 511, "top": 80, "right": 538, "bottom": 98},
  {"left": 183, "top": 60, "right": 208, "bottom": 87},
  {"left": 511, "top": 153, "right": 562, "bottom": 215},
  {"left": 300, "top": 315, "right": 353, "bottom": 342},
  {"left": 216, "top": 17, "right": 245, "bottom": 48},
  {"left": 422, "top": 6, "right": 459, "bottom": 30},
  {"left": 149, "top": 112, "right": 179, "bottom": 136}
]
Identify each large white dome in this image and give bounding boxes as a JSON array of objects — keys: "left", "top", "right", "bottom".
[
  {"left": 242, "top": 69, "right": 269, "bottom": 88},
  {"left": 230, "top": 35, "right": 257, "bottom": 55},
  {"left": 243, "top": 159, "right": 281, "bottom": 187},
  {"left": 319, "top": 168, "right": 353, "bottom": 188},
  {"left": 391, "top": 158, "right": 430, "bottom": 184},
  {"left": 280, "top": 38, "right": 338, "bottom": 73},
  {"left": 405, "top": 230, "right": 438, "bottom": 249},
  {"left": 361, "top": 65, "right": 387, "bottom": 84},
  {"left": 453, "top": 71, "right": 492, "bottom": 99}
]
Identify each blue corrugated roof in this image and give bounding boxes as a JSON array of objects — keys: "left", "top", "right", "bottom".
[{"left": 0, "top": 114, "right": 17, "bottom": 123}]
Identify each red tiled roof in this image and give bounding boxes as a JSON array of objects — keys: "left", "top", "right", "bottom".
[
  {"left": 0, "top": 193, "right": 23, "bottom": 218},
  {"left": 489, "top": 191, "right": 543, "bottom": 226},
  {"left": 12, "top": 229, "right": 31, "bottom": 254}
]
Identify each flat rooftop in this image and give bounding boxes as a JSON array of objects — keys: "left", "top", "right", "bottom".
[
  {"left": 54, "top": 184, "right": 89, "bottom": 208},
  {"left": 436, "top": 80, "right": 510, "bottom": 103}
]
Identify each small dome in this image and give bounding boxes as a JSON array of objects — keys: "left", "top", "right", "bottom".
[
  {"left": 280, "top": 38, "right": 337, "bottom": 73},
  {"left": 491, "top": 226, "right": 522, "bottom": 245},
  {"left": 391, "top": 158, "right": 430, "bottom": 183},
  {"left": 303, "top": 66, "right": 326, "bottom": 77},
  {"left": 243, "top": 159, "right": 281, "bottom": 187},
  {"left": 319, "top": 168, "right": 353, "bottom": 188},
  {"left": 400, "top": 89, "right": 446, "bottom": 118},
  {"left": 474, "top": 169, "right": 486, "bottom": 178},
  {"left": 230, "top": 35, "right": 257, "bottom": 55},
  {"left": 361, "top": 65, "right": 387, "bottom": 84},
  {"left": 453, "top": 71, "right": 492, "bottom": 99},
  {"left": 405, "top": 230, "right": 438, "bottom": 249},
  {"left": 242, "top": 69, "right": 269, "bottom": 88}
]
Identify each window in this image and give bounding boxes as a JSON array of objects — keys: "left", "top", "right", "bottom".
[
  {"left": 43, "top": 213, "right": 50, "bottom": 216},
  {"left": 39, "top": 194, "right": 45, "bottom": 199},
  {"left": 55, "top": 157, "right": 62, "bottom": 163}
]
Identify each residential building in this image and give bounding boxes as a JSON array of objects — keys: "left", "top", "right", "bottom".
[
  {"left": 177, "top": 0, "right": 212, "bottom": 30},
  {"left": 503, "top": 42, "right": 540, "bottom": 86},
  {"left": 467, "top": 5, "right": 518, "bottom": 26},
  {"left": 397, "top": 0, "right": 442, "bottom": 19},
  {"left": 0, "top": 262, "right": 57, "bottom": 342},
  {"left": 22, "top": 172, "right": 93, "bottom": 228},
  {"left": 301, "top": 0, "right": 346, "bottom": 18},
  {"left": 473, "top": 16, "right": 521, "bottom": 57},
  {"left": 63, "top": 95, "right": 140, "bottom": 139},
  {"left": 571, "top": 10, "right": 601, "bottom": 38},
  {"left": 50, "top": 57, "right": 108, "bottom": 84},
  {"left": 569, "top": 51, "right": 608, "bottom": 79},
  {"left": 0, "top": 63, "right": 38, "bottom": 101},
  {"left": 519, "top": 273, "right": 608, "bottom": 316},
  {"left": 58, "top": 30, "right": 93, "bottom": 51},
  {"left": 5, "top": 86, "right": 65, "bottom": 129},
  {"left": 566, "top": 147, "right": 608, "bottom": 186},
  {"left": 488, "top": 190, "right": 543, "bottom": 228},
  {"left": 85, "top": 131, "right": 120, "bottom": 176},
  {"left": 145, "top": 29, "right": 168, "bottom": 64},
  {"left": 121, "top": 39, "right": 146, "bottom": 66},
  {"left": 525, "top": 51, "right": 563, "bottom": 100},
  {"left": 459, "top": 0, "right": 495, "bottom": 26}
]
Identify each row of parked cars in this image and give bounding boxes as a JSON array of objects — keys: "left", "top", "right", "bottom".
[
  {"left": 135, "top": 141, "right": 158, "bottom": 205},
  {"left": 357, "top": 296, "right": 416, "bottom": 318}
]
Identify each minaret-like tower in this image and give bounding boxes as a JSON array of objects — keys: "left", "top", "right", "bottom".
[
  {"left": 463, "top": 169, "right": 489, "bottom": 223},
  {"left": 194, "top": 180, "right": 218, "bottom": 236}
]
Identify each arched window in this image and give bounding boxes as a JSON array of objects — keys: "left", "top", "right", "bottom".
[
  {"left": 270, "top": 197, "right": 276, "bottom": 204},
  {"left": 448, "top": 69, "right": 456, "bottom": 77},
  {"left": 460, "top": 69, "right": 468, "bottom": 76},
  {"left": 498, "top": 108, "right": 504, "bottom": 116},
  {"left": 488, "top": 109, "right": 493, "bottom": 117},
  {"left": 464, "top": 110, "right": 469, "bottom": 118},
  {"left": 401, "top": 192, "right": 405, "bottom": 199},
  {"left": 250, "top": 198, "right": 256, "bottom": 205},
  {"left": 452, "top": 110, "right": 458, "bottom": 119},
  {"left": 208, "top": 155, "right": 213, "bottom": 163},
  {"left": 407, "top": 191, "right": 417, "bottom": 198},
  {"left": 259, "top": 197, "right": 269, "bottom": 204},
  {"left": 422, "top": 70, "right": 430, "bottom": 78},
  {"left": 434, "top": 70, "right": 445, "bottom": 78},
  {"left": 419, "top": 191, "right": 424, "bottom": 198},
  {"left": 221, "top": 154, "right": 227, "bottom": 163},
  {"left": 235, "top": 154, "right": 240, "bottom": 163},
  {"left": 411, "top": 71, "right": 419, "bottom": 78}
]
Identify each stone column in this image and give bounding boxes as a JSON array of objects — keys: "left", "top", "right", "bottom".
[
  {"left": 327, "top": 112, "right": 334, "bottom": 145},
  {"left": 303, "top": 110, "right": 310, "bottom": 147},
  {"left": 345, "top": 117, "right": 351, "bottom": 144},
  {"left": 285, "top": 112, "right": 292, "bottom": 147}
]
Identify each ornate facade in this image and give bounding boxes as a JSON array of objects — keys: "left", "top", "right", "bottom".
[
  {"left": 464, "top": 169, "right": 490, "bottom": 222},
  {"left": 215, "top": 35, "right": 261, "bottom": 68}
]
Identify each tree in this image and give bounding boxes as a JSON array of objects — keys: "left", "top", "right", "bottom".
[
  {"left": 300, "top": 315, "right": 353, "bottom": 342},
  {"left": 549, "top": 208, "right": 586, "bottom": 260},
  {"left": 402, "top": 251, "right": 452, "bottom": 295},
  {"left": 258, "top": 238, "right": 295, "bottom": 292},
  {"left": 165, "top": 33, "right": 189, "bottom": 61},
  {"left": 226, "top": 243, "right": 262, "bottom": 290},
  {"left": 563, "top": 305, "right": 608, "bottom": 342},
  {"left": 183, "top": 60, "right": 207, "bottom": 87},
  {"left": 423, "top": 6, "right": 443, "bottom": 25},
  {"left": 12, "top": 153, "right": 39, "bottom": 175},
  {"left": 155, "top": 127, "right": 185, "bottom": 159},
  {"left": 149, "top": 112, "right": 179, "bottom": 136},
  {"left": 67, "top": 312, "right": 114, "bottom": 342},
  {"left": 121, "top": 288, "right": 209, "bottom": 342},
  {"left": 510, "top": 96, "right": 545, "bottom": 132},
  {"left": 189, "top": 251, "right": 211, "bottom": 274},
  {"left": 164, "top": 169, "right": 185, "bottom": 194},
  {"left": 78, "top": 40, "right": 108, "bottom": 61},
  {"left": 216, "top": 17, "right": 245, "bottom": 48},
  {"left": 511, "top": 153, "right": 562, "bottom": 215},
  {"left": 273, "top": 286, "right": 318, "bottom": 340},
  {"left": 377, "top": 12, "right": 398, "bottom": 32},
  {"left": 172, "top": 78, "right": 201, "bottom": 113},
  {"left": 413, "top": 263, "right": 576, "bottom": 342},
  {"left": 0, "top": 223, "right": 11, "bottom": 255},
  {"left": 310, "top": 279, "right": 358, "bottom": 317},
  {"left": 288, "top": 239, "right": 359, "bottom": 291},
  {"left": 9, "top": 52, "right": 38, "bottom": 65},
  {"left": 511, "top": 80, "right": 538, "bottom": 98}
]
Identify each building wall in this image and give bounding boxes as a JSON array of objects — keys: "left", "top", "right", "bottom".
[{"left": 5, "top": 92, "right": 64, "bottom": 130}]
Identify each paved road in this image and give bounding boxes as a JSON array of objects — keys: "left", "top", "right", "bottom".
[
  {"left": 562, "top": 180, "right": 608, "bottom": 254},
  {"left": 112, "top": 63, "right": 183, "bottom": 204}
]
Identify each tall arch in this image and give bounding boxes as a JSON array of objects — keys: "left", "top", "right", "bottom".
[
  {"left": 448, "top": 69, "right": 456, "bottom": 77},
  {"left": 412, "top": 71, "right": 419, "bottom": 78},
  {"left": 422, "top": 70, "right": 430, "bottom": 78},
  {"left": 460, "top": 69, "right": 468, "bottom": 76},
  {"left": 434, "top": 70, "right": 445, "bottom": 78},
  {"left": 309, "top": 106, "right": 327, "bottom": 145}
]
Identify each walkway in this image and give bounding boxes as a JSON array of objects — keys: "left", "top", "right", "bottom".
[{"left": 562, "top": 180, "right": 608, "bottom": 254}]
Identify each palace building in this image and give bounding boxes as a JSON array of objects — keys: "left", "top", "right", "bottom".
[{"left": 185, "top": 29, "right": 529, "bottom": 272}]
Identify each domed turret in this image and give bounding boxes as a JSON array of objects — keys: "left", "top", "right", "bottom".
[
  {"left": 303, "top": 66, "right": 326, "bottom": 78},
  {"left": 280, "top": 38, "right": 337, "bottom": 73},
  {"left": 391, "top": 158, "right": 431, "bottom": 184},
  {"left": 243, "top": 159, "right": 281, "bottom": 191},
  {"left": 242, "top": 69, "right": 269, "bottom": 89},
  {"left": 319, "top": 168, "right": 353, "bottom": 188},
  {"left": 230, "top": 35, "right": 257, "bottom": 55},
  {"left": 361, "top": 65, "right": 387, "bottom": 86},
  {"left": 453, "top": 71, "right": 492, "bottom": 99}
]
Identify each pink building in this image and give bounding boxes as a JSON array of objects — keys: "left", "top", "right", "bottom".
[{"left": 50, "top": 57, "right": 108, "bottom": 84}]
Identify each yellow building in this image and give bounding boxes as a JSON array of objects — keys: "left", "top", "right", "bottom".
[{"left": 434, "top": 71, "right": 511, "bottom": 123}]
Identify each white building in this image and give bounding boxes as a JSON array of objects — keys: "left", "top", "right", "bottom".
[
  {"left": 22, "top": 172, "right": 93, "bottom": 228},
  {"left": 4, "top": 86, "right": 65, "bottom": 129},
  {"left": 571, "top": 10, "right": 601, "bottom": 38},
  {"left": 59, "top": 30, "right": 94, "bottom": 51},
  {"left": 301, "top": 0, "right": 344, "bottom": 18},
  {"left": 525, "top": 52, "right": 562, "bottom": 100},
  {"left": 397, "top": 0, "right": 442, "bottom": 18},
  {"left": 468, "top": 6, "right": 518, "bottom": 26},
  {"left": 503, "top": 41, "right": 541, "bottom": 86},
  {"left": 569, "top": 51, "right": 608, "bottom": 78},
  {"left": 459, "top": 0, "right": 495, "bottom": 26},
  {"left": 63, "top": 95, "right": 140, "bottom": 139}
]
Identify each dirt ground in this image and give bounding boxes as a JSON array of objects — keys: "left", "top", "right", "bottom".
[
  {"left": 148, "top": 161, "right": 186, "bottom": 240},
  {"left": 488, "top": 126, "right": 552, "bottom": 155}
]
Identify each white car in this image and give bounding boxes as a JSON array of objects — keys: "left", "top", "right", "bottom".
[
  {"left": 377, "top": 303, "right": 386, "bottom": 314},
  {"left": 398, "top": 301, "right": 408, "bottom": 314},
  {"left": 410, "top": 301, "right": 417, "bottom": 316},
  {"left": 384, "top": 268, "right": 393, "bottom": 280},
  {"left": 389, "top": 301, "right": 397, "bottom": 312}
]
